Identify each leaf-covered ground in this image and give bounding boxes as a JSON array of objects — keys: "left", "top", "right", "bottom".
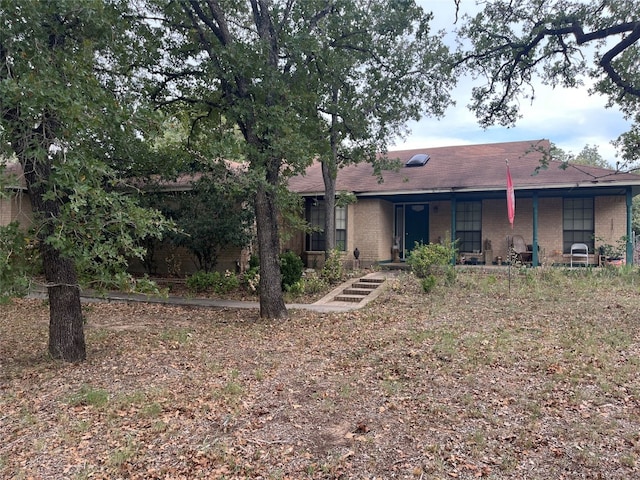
[{"left": 2, "top": 269, "right": 640, "bottom": 479}]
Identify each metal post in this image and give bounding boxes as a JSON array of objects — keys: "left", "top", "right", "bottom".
[
  {"left": 532, "top": 193, "right": 539, "bottom": 266},
  {"left": 450, "top": 195, "right": 457, "bottom": 265},
  {"left": 507, "top": 235, "right": 511, "bottom": 294},
  {"left": 626, "top": 187, "right": 633, "bottom": 265}
]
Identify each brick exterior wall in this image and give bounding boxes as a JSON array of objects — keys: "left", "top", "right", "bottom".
[
  {"left": 6, "top": 186, "right": 627, "bottom": 273},
  {"left": 595, "top": 196, "right": 628, "bottom": 260},
  {"left": 292, "top": 193, "right": 631, "bottom": 269},
  {"left": 476, "top": 196, "right": 626, "bottom": 265},
  {"left": 0, "top": 192, "right": 33, "bottom": 228},
  {"left": 284, "top": 199, "right": 392, "bottom": 270},
  {"left": 0, "top": 198, "right": 10, "bottom": 226},
  {"left": 350, "top": 198, "right": 394, "bottom": 267},
  {"left": 536, "top": 198, "right": 563, "bottom": 265},
  {"left": 428, "top": 201, "right": 451, "bottom": 244},
  {"left": 282, "top": 220, "right": 304, "bottom": 256},
  {"left": 480, "top": 198, "right": 517, "bottom": 262},
  {"left": 128, "top": 241, "right": 246, "bottom": 276}
]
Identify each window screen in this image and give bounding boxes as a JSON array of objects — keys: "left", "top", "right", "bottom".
[
  {"left": 563, "top": 198, "right": 594, "bottom": 253},
  {"left": 456, "top": 201, "right": 482, "bottom": 252}
]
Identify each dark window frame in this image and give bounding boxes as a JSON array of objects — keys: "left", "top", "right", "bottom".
[
  {"left": 305, "top": 199, "right": 347, "bottom": 251},
  {"left": 563, "top": 197, "right": 594, "bottom": 253},
  {"left": 456, "top": 201, "right": 482, "bottom": 252}
]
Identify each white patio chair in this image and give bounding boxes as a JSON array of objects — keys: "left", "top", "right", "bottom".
[{"left": 570, "top": 243, "right": 589, "bottom": 267}]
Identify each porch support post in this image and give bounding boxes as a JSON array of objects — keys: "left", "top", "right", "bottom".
[
  {"left": 450, "top": 195, "right": 457, "bottom": 265},
  {"left": 626, "top": 187, "right": 633, "bottom": 265},
  {"left": 532, "top": 193, "right": 539, "bottom": 267}
]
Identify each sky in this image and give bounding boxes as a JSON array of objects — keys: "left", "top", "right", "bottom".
[{"left": 392, "top": 1, "right": 632, "bottom": 165}]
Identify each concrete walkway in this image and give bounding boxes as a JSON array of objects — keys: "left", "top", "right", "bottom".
[{"left": 29, "top": 271, "right": 395, "bottom": 314}]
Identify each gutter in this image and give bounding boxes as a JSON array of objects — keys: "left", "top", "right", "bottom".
[
  {"left": 296, "top": 180, "right": 640, "bottom": 198},
  {"left": 2, "top": 184, "right": 26, "bottom": 192}
]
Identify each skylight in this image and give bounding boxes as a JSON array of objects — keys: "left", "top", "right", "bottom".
[{"left": 405, "top": 153, "right": 430, "bottom": 167}]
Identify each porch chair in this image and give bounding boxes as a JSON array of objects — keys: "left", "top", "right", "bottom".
[
  {"left": 570, "top": 243, "right": 589, "bottom": 267},
  {"left": 510, "top": 235, "right": 532, "bottom": 264}
]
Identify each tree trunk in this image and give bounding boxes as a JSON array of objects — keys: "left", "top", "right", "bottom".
[
  {"left": 43, "top": 246, "right": 86, "bottom": 362},
  {"left": 322, "top": 101, "right": 340, "bottom": 257},
  {"left": 22, "top": 155, "right": 87, "bottom": 362},
  {"left": 255, "top": 183, "right": 288, "bottom": 319},
  {"left": 322, "top": 159, "right": 337, "bottom": 256}
]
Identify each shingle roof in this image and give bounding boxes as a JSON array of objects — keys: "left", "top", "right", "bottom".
[
  {"left": 5, "top": 140, "right": 639, "bottom": 196},
  {"left": 287, "top": 139, "right": 640, "bottom": 196}
]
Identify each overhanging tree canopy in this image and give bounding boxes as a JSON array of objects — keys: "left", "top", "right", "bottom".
[{"left": 455, "top": 0, "right": 640, "bottom": 168}]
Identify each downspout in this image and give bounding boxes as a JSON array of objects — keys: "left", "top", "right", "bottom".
[
  {"left": 532, "top": 193, "right": 539, "bottom": 266},
  {"left": 626, "top": 187, "right": 633, "bottom": 265},
  {"left": 450, "top": 195, "right": 457, "bottom": 265}
]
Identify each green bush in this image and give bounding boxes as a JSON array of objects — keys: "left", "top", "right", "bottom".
[
  {"left": 284, "top": 273, "right": 330, "bottom": 299},
  {"left": 442, "top": 264, "right": 457, "bottom": 286},
  {"left": 248, "top": 254, "right": 260, "bottom": 270},
  {"left": 407, "top": 241, "right": 457, "bottom": 289},
  {"left": 186, "top": 270, "right": 239, "bottom": 294},
  {"left": 186, "top": 271, "right": 214, "bottom": 293},
  {"left": 279, "top": 250, "right": 304, "bottom": 290},
  {"left": 242, "top": 267, "right": 260, "bottom": 293},
  {"left": 321, "top": 248, "right": 344, "bottom": 285},
  {"left": 220, "top": 271, "right": 240, "bottom": 293},
  {"left": 420, "top": 274, "right": 437, "bottom": 293},
  {"left": 303, "top": 274, "right": 329, "bottom": 294},
  {"left": 407, "top": 241, "right": 456, "bottom": 278},
  {"left": 285, "top": 280, "right": 305, "bottom": 296}
]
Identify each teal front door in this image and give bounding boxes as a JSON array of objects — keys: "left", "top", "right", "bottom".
[{"left": 404, "top": 204, "right": 429, "bottom": 257}]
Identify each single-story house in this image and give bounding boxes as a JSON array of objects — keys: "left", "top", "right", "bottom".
[
  {"left": 285, "top": 139, "right": 640, "bottom": 267},
  {"left": 4, "top": 139, "right": 640, "bottom": 273}
]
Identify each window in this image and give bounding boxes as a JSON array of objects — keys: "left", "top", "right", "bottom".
[
  {"left": 563, "top": 198, "right": 594, "bottom": 253},
  {"left": 394, "top": 205, "right": 405, "bottom": 254},
  {"left": 335, "top": 203, "right": 347, "bottom": 250},
  {"left": 456, "top": 201, "right": 482, "bottom": 252},
  {"left": 306, "top": 200, "right": 325, "bottom": 251},
  {"left": 306, "top": 200, "right": 346, "bottom": 251}
]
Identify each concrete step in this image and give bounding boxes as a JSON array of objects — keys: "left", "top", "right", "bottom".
[
  {"left": 342, "top": 287, "right": 373, "bottom": 296},
  {"left": 326, "top": 275, "right": 387, "bottom": 304},
  {"left": 311, "top": 275, "right": 388, "bottom": 308},
  {"left": 359, "top": 277, "right": 385, "bottom": 284},
  {"left": 334, "top": 294, "right": 368, "bottom": 303},
  {"left": 352, "top": 282, "right": 379, "bottom": 290}
]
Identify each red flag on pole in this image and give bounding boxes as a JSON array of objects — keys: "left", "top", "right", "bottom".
[{"left": 506, "top": 160, "right": 515, "bottom": 228}]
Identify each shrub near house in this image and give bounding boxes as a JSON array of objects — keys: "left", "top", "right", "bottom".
[
  {"left": 407, "top": 242, "right": 457, "bottom": 292},
  {"left": 186, "top": 270, "right": 239, "bottom": 294}
]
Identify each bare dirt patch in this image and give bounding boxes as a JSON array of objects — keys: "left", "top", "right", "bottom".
[{"left": 2, "top": 269, "right": 640, "bottom": 479}]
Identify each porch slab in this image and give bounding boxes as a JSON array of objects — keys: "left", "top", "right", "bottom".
[{"left": 378, "top": 262, "right": 411, "bottom": 271}]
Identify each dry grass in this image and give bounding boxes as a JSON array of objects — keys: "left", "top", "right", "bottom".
[{"left": 1, "top": 268, "right": 640, "bottom": 479}]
